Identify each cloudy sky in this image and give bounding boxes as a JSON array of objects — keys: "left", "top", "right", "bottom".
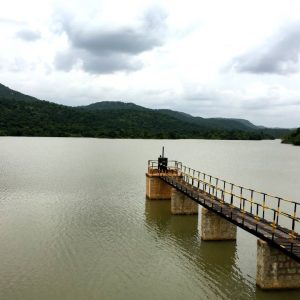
[{"left": 1, "top": 0, "right": 300, "bottom": 127}]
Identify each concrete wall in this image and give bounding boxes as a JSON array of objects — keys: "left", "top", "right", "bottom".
[
  {"left": 256, "top": 239, "right": 300, "bottom": 289},
  {"left": 146, "top": 175, "right": 172, "bottom": 200},
  {"left": 201, "top": 208, "right": 237, "bottom": 240},
  {"left": 171, "top": 188, "right": 198, "bottom": 215}
]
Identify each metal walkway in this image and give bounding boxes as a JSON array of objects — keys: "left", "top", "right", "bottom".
[{"left": 148, "top": 160, "right": 300, "bottom": 263}]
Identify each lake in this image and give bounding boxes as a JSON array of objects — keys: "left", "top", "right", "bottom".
[{"left": 0, "top": 137, "right": 299, "bottom": 299}]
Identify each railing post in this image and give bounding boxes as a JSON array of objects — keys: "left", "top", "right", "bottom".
[
  {"left": 230, "top": 183, "right": 234, "bottom": 219},
  {"left": 250, "top": 190, "right": 254, "bottom": 214},
  {"left": 291, "top": 203, "right": 297, "bottom": 253},
  {"left": 255, "top": 204, "right": 260, "bottom": 232},
  {"left": 272, "top": 208, "right": 276, "bottom": 241},
  {"left": 262, "top": 193, "right": 266, "bottom": 220},
  {"left": 215, "top": 178, "right": 219, "bottom": 198},
  {"left": 239, "top": 187, "right": 243, "bottom": 210},
  {"left": 276, "top": 198, "right": 281, "bottom": 226},
  {"left": 192, "top": 170, "right": 195, "bottom": 186}
]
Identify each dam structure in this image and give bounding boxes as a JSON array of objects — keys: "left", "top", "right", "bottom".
[{"left": 146, "top": 154, "right": 300, "bottom": 290}]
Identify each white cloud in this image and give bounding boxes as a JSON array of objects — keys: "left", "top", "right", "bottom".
[{"left": 230, "top": 21, "right": 300, "bottom": 75}]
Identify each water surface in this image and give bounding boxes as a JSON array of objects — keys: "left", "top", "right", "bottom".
[{"left": 0, "top": 137, "right": 299, "bottom": 299}]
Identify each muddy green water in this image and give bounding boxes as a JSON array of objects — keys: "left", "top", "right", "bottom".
[{"left": 0, "top": 137, "right": 299, "bottom": 299}]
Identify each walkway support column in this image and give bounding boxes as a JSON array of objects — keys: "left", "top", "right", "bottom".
[
  {"left": 201, "top": 208, "right": 237, "bottom": 240},
  {"left": 171, "top": 188, "right": 198, "bottom": 215},
  {"left": 256, "top": 239, "right": 300, "bottom": 289},
  {"left": 146, "top": 173, "right": 172, "bottom": 200}
]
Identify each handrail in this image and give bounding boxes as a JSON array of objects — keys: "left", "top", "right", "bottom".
[{"left": 147, "top": 160, "right": 300, "bottom": 251}]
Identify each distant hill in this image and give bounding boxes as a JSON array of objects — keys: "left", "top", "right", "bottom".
[
  {"left": 79, "top": 101, "right": 147, "bottom": 111},
  {"left": 156, "top": 109, "right": 207, "bottom": 126},
  {"left": 209, "top": 118, "right": 258, "bottom": 130},
  {"left": 83, "top": 105, "right": 272, "bottom": 132},
  {"left": 282, "top": 128, "right": 300, "bottom": 146},
  {"left": 0, "top": 83, "right": 292, "bottom": 140},
  {"left": 161, "top": 114, "right": 290, "bottom": 138}
]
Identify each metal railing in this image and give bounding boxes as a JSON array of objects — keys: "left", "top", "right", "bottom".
[
  {"left": 147, "top": 160, "right": 181, "bottom": 175},
  {"left": 148, "top": 160, "right": 300, "bottom": 255}
]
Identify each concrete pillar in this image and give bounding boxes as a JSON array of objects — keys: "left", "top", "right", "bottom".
[
  {"left": 256, "top": 239, "right": 300, "bottom": 289},
  {"left": 201, "top": 208, "right": 237, "bottom": 240},
  {"left": 171, "top": 188, "right": 198, "bottom": 215},
  {"left": 146, "top": 174, "right": 172, "bottom": 200}
]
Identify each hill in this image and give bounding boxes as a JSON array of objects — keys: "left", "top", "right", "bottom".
[
  {"left": 82, "top": 104, "right": 289, "bottom": 137},
  {"left": 81, "top": 105, "right": 278, "bottom": 132},
  {"left": 0, "top": 83, "right": 39, "bottom": 102},
  {"left": 0, "top": 83, "right": 292, "bottom": 140},
  {"left": 79, "top": 101, "right": 147, "bottom": 111}
]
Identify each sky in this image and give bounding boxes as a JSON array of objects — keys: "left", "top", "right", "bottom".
[{"left": 1, "top": 0, "right": 300, "bottom": 128}]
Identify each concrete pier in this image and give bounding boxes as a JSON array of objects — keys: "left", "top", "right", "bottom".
[
  {"left": 256, "top": 239, "right": 300, "bottom": 289},
  {"left": 146, "top": 174, "right": 172, "bottom": 200},
  {"left": 201, "top": 208, "right": 237, "bottom": 240},
  {"left": 171, "top": 188, "right": 198, "bottom": 215}
]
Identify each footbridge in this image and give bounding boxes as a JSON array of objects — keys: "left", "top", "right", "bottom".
[{"left": 146, "top": 157, "right": 300, "bottom": 289}]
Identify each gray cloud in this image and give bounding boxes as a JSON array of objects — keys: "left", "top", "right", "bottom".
[
  {"left": 71, "top": 28, "right": 162, "bottom": 55},
  {"left": 230, "top": 22, "right": 300, "bottom": 75},
  {"left": 179, "top": 83, "right": 300, "bottom": 120},
  {"left": 15, "top": 29, "right": 41, "bottom": 41},
  {"left": 80, "top": 52, "right": 142, "bottom": 74},
  {"left": 54, "top": 51, "right": 77, "bottom": 71},
  {"left": 16, "top": 29, "right": 41, "bottom": 42},
  {"left": 54, "top": 7, "right": 167, "bottom": 74},
  {"left": 55, "top": 49, "right": 141, "bottom": 73}
]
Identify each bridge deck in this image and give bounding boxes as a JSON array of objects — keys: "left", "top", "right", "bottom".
[{"left": 160, "top": 173, "right": 300, "bottom": 263}]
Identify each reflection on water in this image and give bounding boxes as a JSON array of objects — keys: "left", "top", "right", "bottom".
[
  {"left": 0, "top": 137, "right": 300, "bottom": 300},
  {"left": 145, "top": 199, "right": 255, "bottom": 299}
]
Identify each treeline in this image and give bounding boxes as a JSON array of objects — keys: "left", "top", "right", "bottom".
[
  {"left": 282, "top": 128, "right": 300, "bottom": 146},
  {"left": 0, "top": 97, "right": 275, "bottom": 140}
]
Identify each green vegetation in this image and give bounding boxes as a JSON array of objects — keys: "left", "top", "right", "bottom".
[
  {"left": 0, "top": 83, "right": 293, "bottom": 140},
  {"left": 0, "top": 97, "right": 273, "bottom": 139},
  {"left": 282, "top": 128, "right": 300, "bottom": 146}
]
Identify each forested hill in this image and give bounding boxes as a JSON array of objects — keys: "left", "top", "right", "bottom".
[
  {"left": 0, "top": 83, "right": 291, "bottom": 139},
  {"left": 79, "top": 101, "right": 279, "bottom": 132}
]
